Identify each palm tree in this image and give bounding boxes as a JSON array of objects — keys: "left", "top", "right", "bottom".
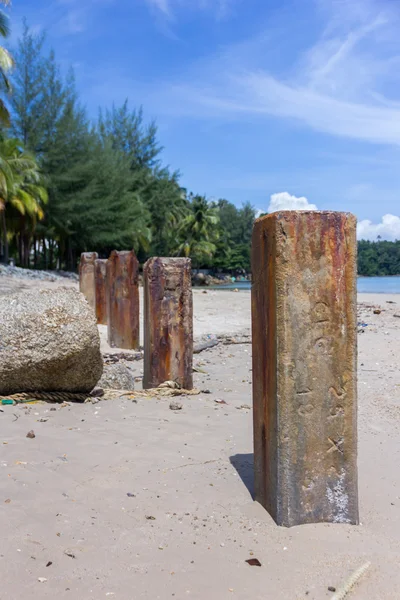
[
  {"left": 0, "top": 138, "right": 48, "bottom": 263},
  {"left": 175, "top": 195, "right": 220, "bottom": 266},
  {"left": 0, "top": 2, "right": 14, "bottom": 126}
]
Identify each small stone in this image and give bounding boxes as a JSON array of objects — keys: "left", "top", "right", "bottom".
[
  {"left": 373, "top": 309, "right": 382, "bottom": 314},
  {"left": 64, "top": 550, "right": 76, "bottom": 559},
  {"left": 26, "top": 430, "right": 35, "bottom": 439},
  {"left": 328, "top": 586, "right": 336, "bottom": 592},
  {"left": 38, "top": 577, "right": 47, "bottom": 583},
  {"left": 38, "top": 418, "right": 48, "bottom": 422},
  {"left": 169, "top": 401, "right": 183, "bottom": 411},
  {"left": 98, "top": 363, "right": 135, "bottom": 391},
  {"left": 394, "top": 314, "right": 400, "bottom": 318}
]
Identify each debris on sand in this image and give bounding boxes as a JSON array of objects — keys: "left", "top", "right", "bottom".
[
  {"left": 169, "top": 401, "right": 183, "bottom": 411},
  {"left": 246, "top": 558, "right": 262, "bottom": 567}
]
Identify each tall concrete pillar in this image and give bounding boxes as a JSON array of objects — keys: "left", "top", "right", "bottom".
[
  {"left": 95, "top": 259, "right": 108, "bottom": 325},
  {"left": 252, "top": 211, "right": 358, "bottom": 527},
  {"left": 143, "top": 257, "right": 193, "bottom": 390},
  {"left": 79, "top": 252, "right": 98, "bottom": 311},
  {"left": 106, "top": 250, "right": 139, "bottom": 349}
]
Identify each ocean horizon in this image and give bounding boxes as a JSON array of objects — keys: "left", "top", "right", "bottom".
[{"left": 209, "top": 276, "right": 400, "bottom": 294}]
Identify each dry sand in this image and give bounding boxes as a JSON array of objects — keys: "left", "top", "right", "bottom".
[{"left": 1, "top": 277, "right": 400, "bottom": 599}]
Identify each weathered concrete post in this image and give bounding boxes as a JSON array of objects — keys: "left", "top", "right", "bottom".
[
  {"left": 143, "top": 257, "right": 193, "bottom": 390},
  {"left": 252, "top": 211, "right": 358, "bottom": 527},
  {"left": 79, "top": 252, "right": 98, "bottom": 311},
  {"left": 106, "top": 250, "right": 139, "bottom": 349},
  {"left": 95, "top": 259, "right": 108, "bottom": 325}
]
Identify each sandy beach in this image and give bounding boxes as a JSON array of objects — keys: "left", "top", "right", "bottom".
[{"left": 1, "top": 277, "right": 400, "bottom": 599}]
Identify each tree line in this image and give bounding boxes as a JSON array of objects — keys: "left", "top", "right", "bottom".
[
  {"left": 0, "top": 16, "right": 255, "bottom": 273},
  {"left": 358, "top": 240, "right": 400, "bottom": 277},
  {"left": 0, "top": 10, "right": 398, "bottom": 277}
]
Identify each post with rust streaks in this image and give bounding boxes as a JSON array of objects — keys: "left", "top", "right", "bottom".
[
  {"left": 95, "top": 259, "right": 108, "bottom": 325},
  {"left": 252, "top": 211, "right": 358, "bottom": 527},
  {"left": 106, "top": 250, "right": 140, "bottom": 349},
  {"left": 143, "top": 257, "right": 193, "bottom": 390},
  {"left": 79, "top": 252, "right": 98, "bottom": 311}
]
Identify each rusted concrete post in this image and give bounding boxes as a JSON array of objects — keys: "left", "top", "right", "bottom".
[
  {"left": 95, "top": 259, "right": 108, "bottom": 325},
  {"left": 143, "top": 257, "right": 193, "bottom": 390},
  {"left": 106, "top": 250, "right": 139, "bottom": 349},
  {"left": 79, "top": 252, "right": 98, "bottom": 311},
  {"left": 252, "top": 211, "right": 358, "bottom": 527}
]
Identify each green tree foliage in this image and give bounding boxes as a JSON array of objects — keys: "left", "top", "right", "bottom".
[
  {"left": 174, "top": 195, "right": 219, "bottom": 267},
  {"left": 2, "top": 22, "right": 258, "bottom": 271},
  {"left": 358, "top": 240, "right": 400, "bottom": 276},
  {"left": 0, "top": 2, "right": 13, "bottom": 126},
  {"left": 212, "top": 199, "right": 256, "bottom": 272},
  {"left": 0, "top": 136, "right": 47, "bottom": 264}
]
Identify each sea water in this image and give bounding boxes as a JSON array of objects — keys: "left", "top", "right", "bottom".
[{"left": 210, "top": 277, "right": 400, "bottom": 294}]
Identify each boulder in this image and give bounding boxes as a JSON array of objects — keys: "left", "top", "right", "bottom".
[
  {"left": 97, "top": 362, "right": 135, "bottom": 391},
  {"left": 0, "top": 287, "right": 103, "bottom": 394}
]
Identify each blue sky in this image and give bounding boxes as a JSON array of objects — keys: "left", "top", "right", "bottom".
[{"left": 6, "top": 0, "right": 400, "bottom": 240}]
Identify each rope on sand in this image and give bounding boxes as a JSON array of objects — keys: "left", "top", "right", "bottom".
[
  {"left": 0, "top": 382, "right": 201, "bottom": 404},
  {"left": 0, "top": 391, "right": 89, "bottom": 403},
  {"left": 331, "top": 562, "right": 371, "bottom": 600}
]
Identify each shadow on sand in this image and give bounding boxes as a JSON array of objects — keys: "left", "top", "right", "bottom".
[{"left": 229, "top": 453, "right": 254, "bottom": 499}]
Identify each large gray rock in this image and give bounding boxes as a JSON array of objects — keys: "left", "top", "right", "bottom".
[{"left": 0, "top": 287, "right": 103, "bottom": 394}]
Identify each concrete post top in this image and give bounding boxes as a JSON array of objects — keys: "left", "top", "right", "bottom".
[
  {"left": 109, "top": 250, "right": 138, "bottom": 259},
  {"left": 144, "top": 257, "right": 192, "bottom": 269},
  {"left": 254, "top": 210, "right": 356, "bottom": 225},
  {"left": 80, "top": 252, "right": 98, "bottom": 263}
]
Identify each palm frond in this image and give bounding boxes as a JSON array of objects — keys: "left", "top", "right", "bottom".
[{"left": 0, "top": 10, "right": 10, "bottom": 38}]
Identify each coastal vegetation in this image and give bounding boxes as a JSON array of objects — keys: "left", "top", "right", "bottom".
[{"left": 0, "top": 15, "right": 398, "bottom": 276}]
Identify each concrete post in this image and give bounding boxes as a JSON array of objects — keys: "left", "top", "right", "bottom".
[
  {"left": 252, "top": 211, "right": 358, "bottom": 527},
  {"left": 95, "top": 259, "right": 108, "bottom": 325},
  {"left": 79, "top": 252, "right": 98, "bottom": 311},
  {"left": 106, "top": 250, "right": 140, "bottom": 349},
  {"left": 143, "top": 257, "right": 193, "bottom": 390}
]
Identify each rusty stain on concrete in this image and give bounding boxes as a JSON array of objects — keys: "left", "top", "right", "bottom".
[
  {"left": 252, "top": 211, "right": 358, "bottom": 527},
  {"left": 106, "top": 250, "right": 139, "bottom": 350},
  {"left": 143, "top": 257, "right": 193, "bottom": 390},
  {"left": 79, "top": 252, "right": 98, "bottom": 311},
  {"left": 95, "top": 259, "right": 107, "bottom": 325}
]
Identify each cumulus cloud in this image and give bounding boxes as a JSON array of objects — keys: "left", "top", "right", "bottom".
[
  {"left": 267, "top": 192, "right": 318, "bottom": 213},
  {"left": 357, "top": 214, "right": 400, "bottom": 241},
  {"left": 267, "top": 193, "right": 400, "bottom": 241}
]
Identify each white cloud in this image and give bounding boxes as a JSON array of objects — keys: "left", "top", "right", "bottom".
[
  {"left": 268, "top": 192, "right": 318, "bottom": 212},
  {"left": 145, "top": 0, "right": 237, "bottom": 19},
  {"left": 146, "top": 0, "right": 170, "bottom": 15},
  {"left": 148, "top": 0, "right": 400, "bottom": 145},
  {"left": 357, "top": 214, "right": 400, "bottom": 241},
  {"left": 267, "top": 193, "right": 400, "bottom": 241}
]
